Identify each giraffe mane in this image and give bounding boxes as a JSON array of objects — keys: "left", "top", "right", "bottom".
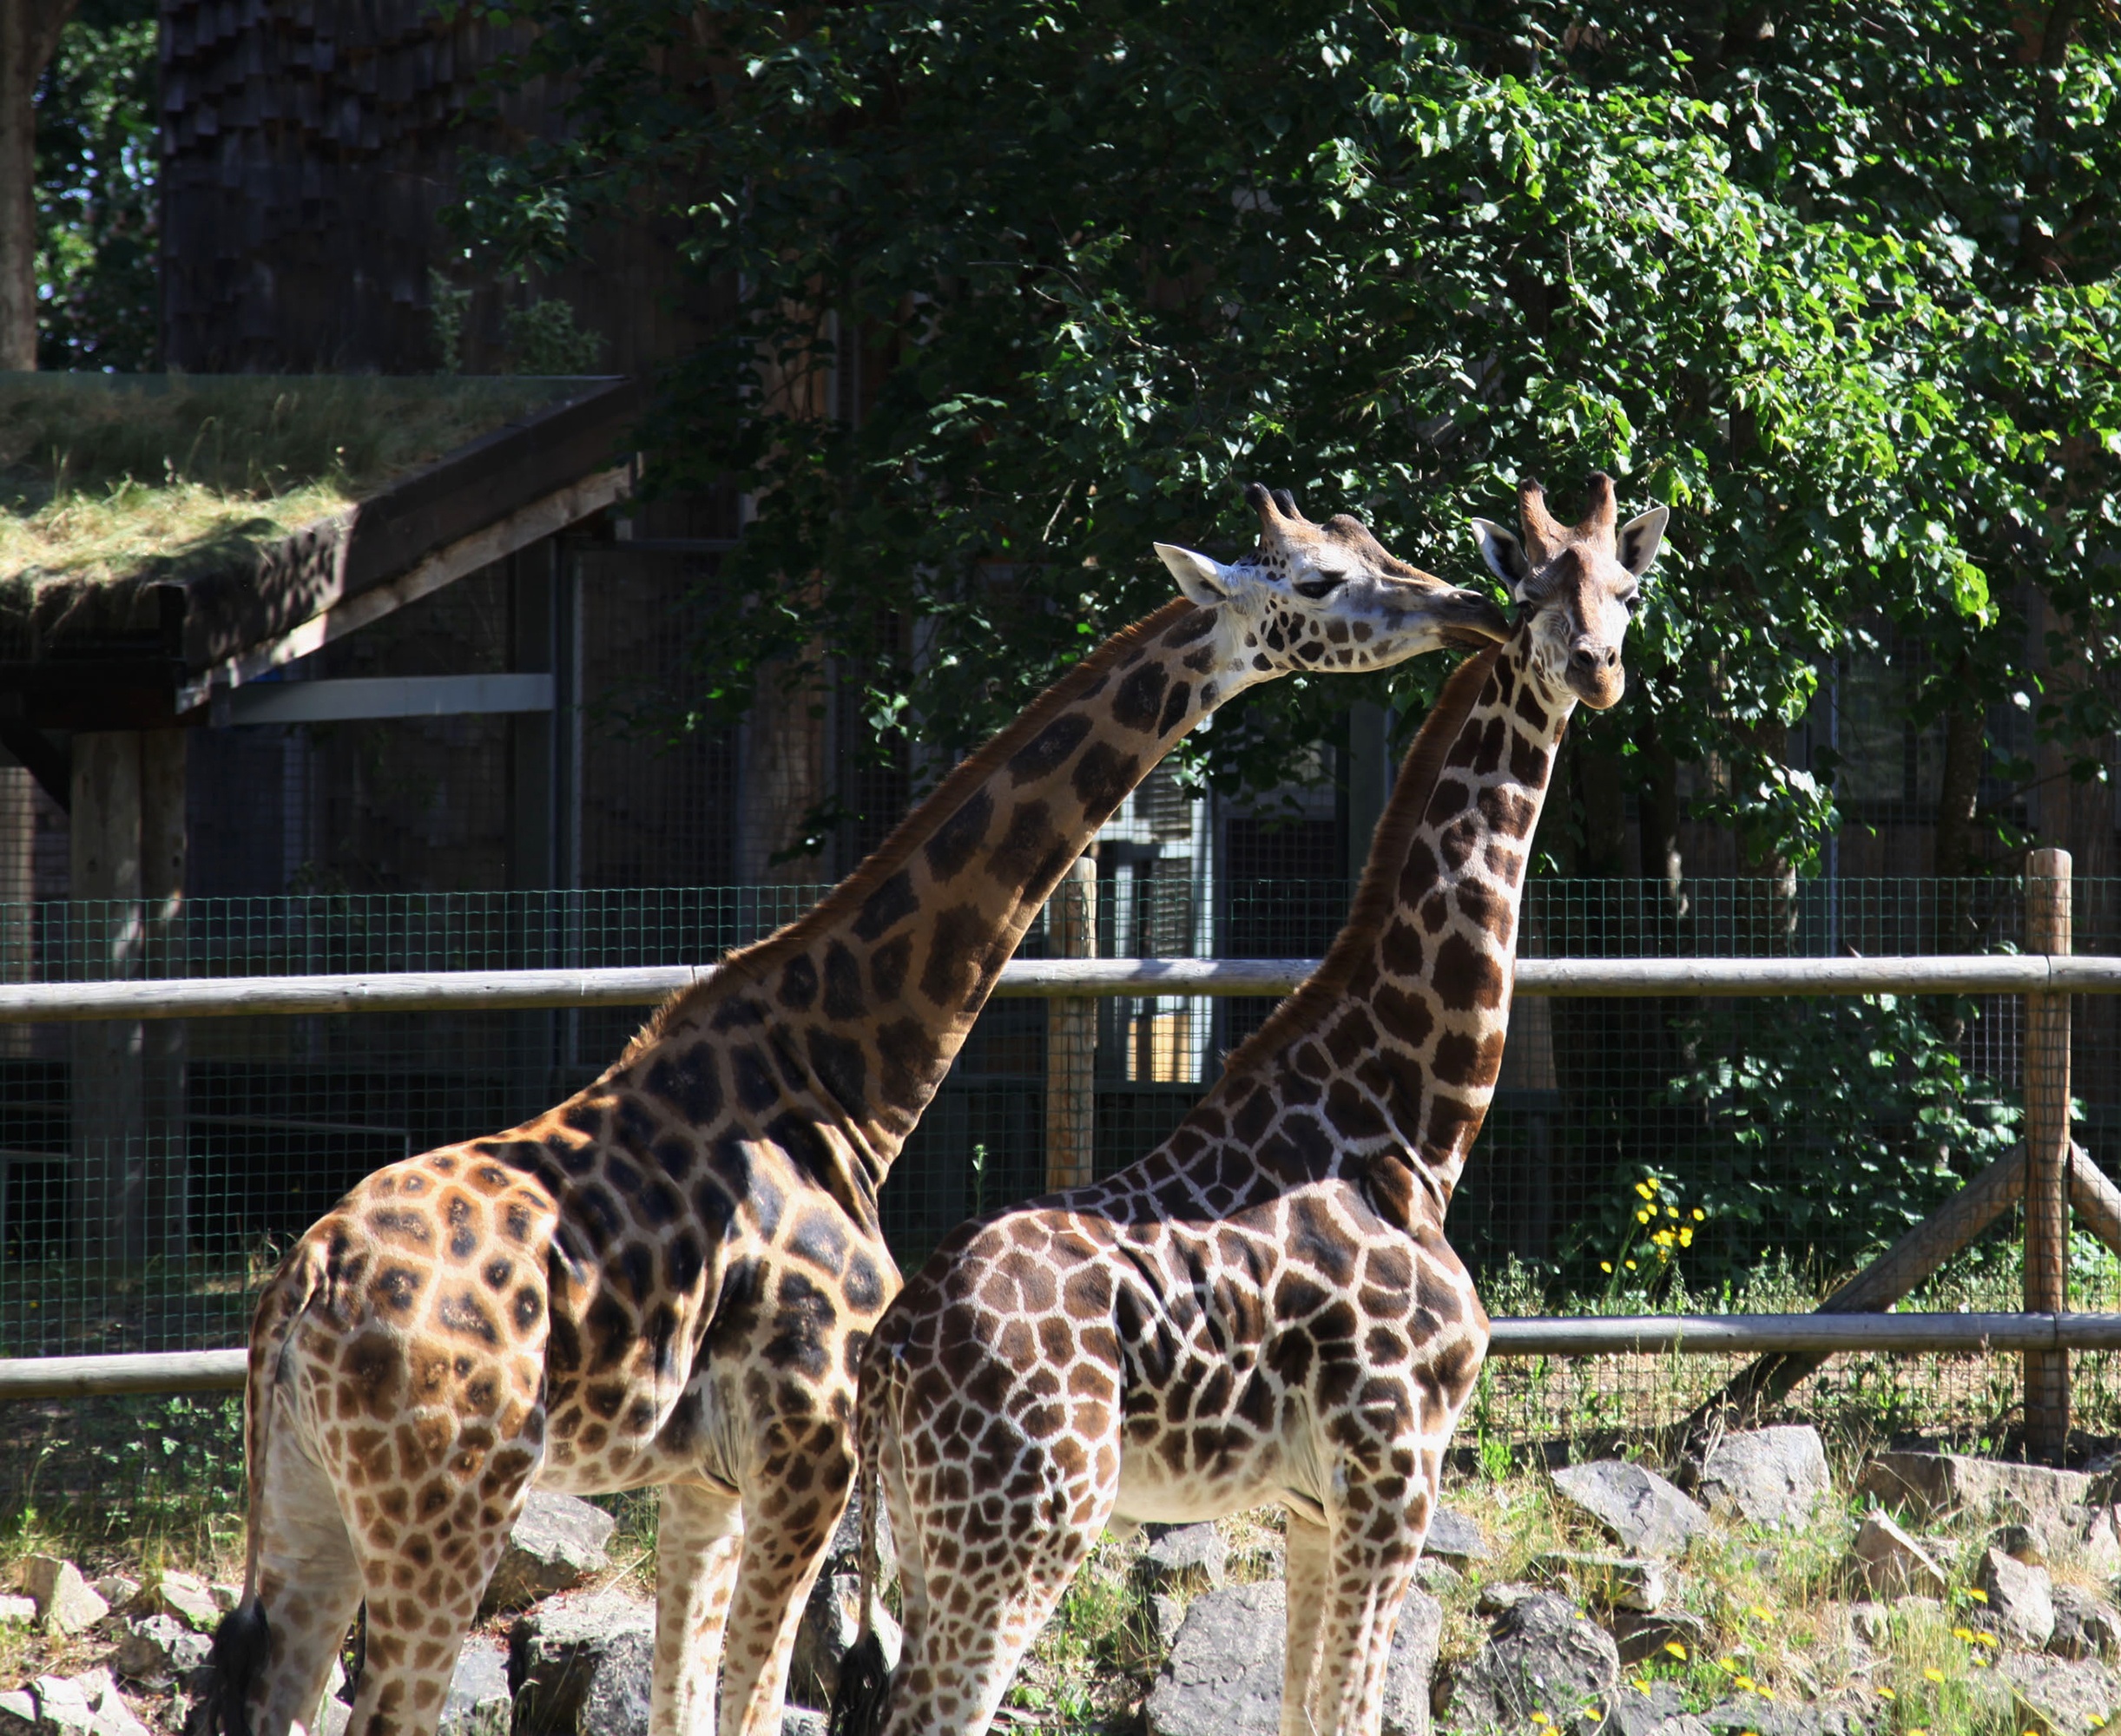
[
  {"left": 622, "top": 595, "right": 1202, "bottom": 1058},
  {"left": 1219, "top": 640, "right": 1505, "bottom": 1079}
]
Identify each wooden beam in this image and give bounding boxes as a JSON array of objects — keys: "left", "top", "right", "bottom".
[
  {"left": 0, "top": 720, "right": 69, "bottom": 809},
  {"left": 185, "top": 464, "right": 631, "bottom": 707},
  {"left": 2025, "top": 847, "right": 2072, "bottom": 1460},
  {"left": 219, "top": 673, "right": 554, "bottom": 726}
]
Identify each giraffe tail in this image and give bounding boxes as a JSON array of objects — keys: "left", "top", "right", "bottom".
[
  {"left": 194, "top": 1248, "right": 324, "bottom": 1736},
  {"left": 829, "top": 1359, "right": 896, "bottom": 1736}
]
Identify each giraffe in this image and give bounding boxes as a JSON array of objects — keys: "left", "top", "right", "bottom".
[
  {"left": 830, "top": 475, "right": 1665, "bottom": 1736},
  {"left": 194, "top": 483, "right": 1508, "bottom": 1736}
]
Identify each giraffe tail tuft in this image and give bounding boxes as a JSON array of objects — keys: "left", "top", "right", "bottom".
[
  {"left": 190, "top": 1598, "right": 269, "bottom": 1736},
  {"left": 828, "top": 1633, "right": 892, "bottom": 1736}
]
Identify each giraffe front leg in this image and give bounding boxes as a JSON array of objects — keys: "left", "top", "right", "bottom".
[
  {"left": 651, "top": 1482, "right": 746, "bottom": 1736},
  {"left": 1301, "top": 1476, "right": 1429, "bottom": 1736},
  {"left": 1280, "top": 1509, "right": 1331, "bottom": 1736}
]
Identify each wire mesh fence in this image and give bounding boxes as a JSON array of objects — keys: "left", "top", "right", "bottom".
[{"left": 0, "top": 872, "right": 2114, "bottom": 1531}]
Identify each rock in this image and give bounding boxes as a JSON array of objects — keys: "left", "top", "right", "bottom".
[
  {"left": 821, "top": 1488, "right": 896, "bottom": 1584},
  {"left": 1696, "top": 1696, "right": 1875, "bottom": 1736},
  {"left": 0, "top": 1669, "right": 150, "bottom": 1736},
  {"left": 1998, "top": 1653, "right": 2121, "bottom": 1735},
  {"left": 111, "top": 1614, "right": 211, "bottom": 1682},
  {"left": 1442, "top": 1591, "right": 1618, "bottom": 1734},
  {"left": 1991, "top": 1522, "right": 2049, "bottom": 1566},
  {"left": 208, "top": 1587, "right": 239, "bottom": 1614},
  {"left": 18, "top": 1560, "right": 108, "bottom": 1640},
  {"left": 1551, "top": 1463, "right": 1709, "bottom": 1560},
  {"left": 1531, "top": 1553, "right": 1668, "bottom": 1614},
  {"left": 1137, "top": 1524, "right": 1228, "bottom": 1595},
  {"left": 1976, "top": 1546, "right": 2057, "bottom": 1649},
  {"left": 2050, "top": 1585, "right": 2121, "bottom": 1661},
  {"left": 88, "top": 1579, "right": 137, "bottom": 1612},
  {"left": 145, "top": 1575, "right": 217, "bottom": 1633},
  {"left": 1607, "top": 1608, "right": 1711, "bottom": 1667},
  {"left": 782, "top": 1713, "right": 829, "bottom": 1736},
  {"left": 1475, "top": 1582, "right": 1544, "bottom": 1617},
  {"left": 1697, "top": 1426, "right": 1832, "bottom": 1529},
  {"left": 438, "top": 1636, "right": 511, "bottom": 1736},
  {"left": 787, "top": 1575, "right": 901, "bottom": 1712},
  {"left": 1144, "top": 1579, "right": 1441, "bottom": 1736},
  {"left": 479, "top": 1490, "right": 617, "bottom": 1615},
  {"left": 1601, "top": 1681, "right": 1689, "bottom": 1736},
  {"left": 1861, "top": 1452, "right": 2092, "bottom": 1529},
  {"left": 2085, "top": 1508, "right": 2121, "bottom": 1579},
  {"left": 510, "top": 1587, "right": 655, "bottom": 1736},
  {"left": 1148, "top": 1593, "right": 1188, "bottom": 1650},
  {"left": 1416, "top": 1561, "right": 1463, "bottom": 1595},
  {"left": 1426, "top": 1509, "right": 1490, "bottom": 1563},
  {"left": 1847, "top": 1601, "right": 1892, "bottom": 1649},
  {"left": 0, "top": 1595, "right": 36, "bottom": 1625},
  {"left": 1847, "top": 1512, "right": 1947, "bottom": 1597}
]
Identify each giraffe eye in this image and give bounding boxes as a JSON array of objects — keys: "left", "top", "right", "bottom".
[
  {"left": 1294, "top": 573, "right": 1345, "bottom": 601},
  {"left": 1621, "top": 589, "right": 1642, "bottom": 615}
]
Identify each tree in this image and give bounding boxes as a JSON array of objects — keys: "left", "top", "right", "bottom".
[
  {"left": 3, "top": 0, "right": 78, "bottom": 368},
  {"left": 449, "top": 0, "right": 2121, "bottom": 879}
]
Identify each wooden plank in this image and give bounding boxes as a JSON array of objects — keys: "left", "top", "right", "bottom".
[
  {"left": 1044, "top": 858, "right": 1097, "bottom": 1192},
  {"left": 0, "top": 1349, "right": 248, "bottom": 1398},
  {"left": 221, "top": 672, "right": 555, "bottom": 726},
  {"left": 10, "top": 955, "right": 2121, "bottom": 1025}
]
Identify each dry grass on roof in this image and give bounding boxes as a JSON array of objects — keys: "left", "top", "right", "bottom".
[{"left": 0, "top": 373, "right": 592, "bottom": 601}]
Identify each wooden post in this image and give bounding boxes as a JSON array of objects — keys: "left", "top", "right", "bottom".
[
  {"left": 140, "top": 728, "right": 188, "bottom": 1265},
  {"left": 1044, "top": 854, "right": 1097, "bottom": 1192},
  {"left": 69, "top": 733, "right": 146, "bottom": 1268},
  {"left": 2025, "top": 846, "right": 2072, "bottom": 1462}
]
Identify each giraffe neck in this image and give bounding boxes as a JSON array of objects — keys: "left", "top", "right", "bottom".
[
  {"left": 1217, "top": 625, "right": 1569, "bottom": 1214},
  {"left": 616, "top": 596, "right": 1279, "bottom": 1225}
]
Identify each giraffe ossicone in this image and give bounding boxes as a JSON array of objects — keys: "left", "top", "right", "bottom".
[
  {"left": 831, "top": 475, "right": 1663, "bottom": 1736},
  {"left": 194, "top": 483, "right": 1503, "bottom": 1736}
]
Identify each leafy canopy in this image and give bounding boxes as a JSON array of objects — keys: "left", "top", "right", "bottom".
[{"left": 454, "top": 0, "right": 2121, "bottom": 862}]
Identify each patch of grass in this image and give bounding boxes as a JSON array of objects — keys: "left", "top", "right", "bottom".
[{"left": 0, "top": 373, "right": 596, "bottom": 601}]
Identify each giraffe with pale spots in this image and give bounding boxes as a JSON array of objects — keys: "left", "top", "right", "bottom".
[
  {"left": 832, "top": 476, "right": 1664, "bottom": 1736},
  {"left": 194, "top": 483, "right": 1507, "bottom": 1736}
]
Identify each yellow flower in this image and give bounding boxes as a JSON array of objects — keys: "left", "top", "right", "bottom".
[
  {"left": 1636, "top": 1181, "right": 1654, "bottom": 1199},
  {"left": 1600, "top": 1262, "right": 1613, "bottom": 1273},
  {"left": 1626, "top": 1259, "right": 1638, "bottom": 1270},
  {"left": 1747, "top": 1605, "right": 1773, "bottom": 1622},
  {"left": 1953, "top": 1628, "right": 1976, "bottom": 1641},
  {"left": 1966, "top": 1588, "right": 1989, "bottom": 1603},
  {"left": 1877, "top": 1687, "right": 1895, "bottom": 1700},
  {"left": 2091, "top": 1719, "right": 2107, "bottom": 1731},
  {"left": 1735, "top": 1677, "right": 1756, "bottom": 1692},
  {"left": 1664, "top": 1641, "right": 1688, "bottom": 1660},
  {"left": 1976, "top": 1634, "right": 1998, "bottom": 1647},
  {"left": 1637, "top": 1208, "right": 1653, "bottom": 1224},
  {"left": 1531, "top": 1715, "right": 1549, "bottom": 1727},
  {"left": 1908, "top": 1727, "right": 1929, "bottom": 1736},
  {"left": 1667, "top": 1204, "right": 1680, "bottom": 1217},
  {"left": 1692, "top": 1207, "right": 1706, "bottom": 1220},
  {"left": 1680, "top": 1227, "right": 1695, "bottom": 1247},
  {"left": 1924, "top": 1669, "right": 1945, "bottom": 1683}
]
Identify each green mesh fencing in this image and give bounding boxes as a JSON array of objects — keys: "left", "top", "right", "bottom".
[{"left": 2, "top": 876, "right": 2115, "bottom": 1529}]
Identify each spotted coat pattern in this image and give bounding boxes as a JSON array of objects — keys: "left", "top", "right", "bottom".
[
  {"left": 840, "top": 478, "right": 1664, "bottom": 1736},
  {"left": 206, "top": 486, "right": 1507, "bottom": 1736}
]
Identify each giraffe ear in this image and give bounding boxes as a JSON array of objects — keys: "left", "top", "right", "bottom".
[
  {"left": 1469, "top": 518, "right": 1530, "bottom": 597},
  {"left": 1617, "top": 505, "right": 1669, "bottom": 576},
  {"left": 1156, "top": 542, "right": 1231, "bottom": 608}
]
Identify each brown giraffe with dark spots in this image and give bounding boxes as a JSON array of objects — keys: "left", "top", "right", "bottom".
[
  {"left": 832, "top": 476, "right": 1664, "bottom": 1736},
  {"left": 195, "top": 483, "right": 1507, "bottom": 1736}
]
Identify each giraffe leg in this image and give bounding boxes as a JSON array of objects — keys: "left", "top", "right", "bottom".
[
  {"left": 1299, "top": 1481, "right": 1428, "bottom": 1736},
  {"left": 240, "top": 1410, "right": 366, "bottom": 1736},
  {"left": 650, "top": 1482, "right": 746, "bottom": 1736},
  {"left": 715, "top": 1425, "right": 852, "bottom": 1736},
  {"left": 1280, "top": 1509, "right": 1331, "bottom": 1736}
]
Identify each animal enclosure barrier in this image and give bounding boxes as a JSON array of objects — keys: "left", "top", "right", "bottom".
[{"left": 0, "top": 869, "right": 2116, "bottom": 1529}]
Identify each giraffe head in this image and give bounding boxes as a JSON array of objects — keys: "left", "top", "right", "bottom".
[
  {"left": 1153, "top": 482, "right": 1508, "bottom": 672},
  {"left": 1468, "top": 473, "right": 1666, "bottom": 709}
]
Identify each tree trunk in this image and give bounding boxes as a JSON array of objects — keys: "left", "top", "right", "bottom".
[
  {"left": 1929, "top": 669, "right": 1986, "bottom": 1038},
  {"left": 0, "top": 0, "right": 78, "bottom": 369},
  {"left": 1638, "top": 720, "right": 1686, "bottom": 920}
]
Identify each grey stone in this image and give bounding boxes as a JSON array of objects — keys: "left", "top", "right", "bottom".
[
  {"left": 1416, "top": 1561, "right": 1463, "bottom": 1595},
  {"left": 1138, "top": 1524, "right": 1228, "bottom": 1596},
  {"left": 1475, "top": 1581, "right": 1545, "bottom": 1617},
  {"left": 0, "top": 1595, "right": 36, "bottom": 1625},
  {"left": 1847, "top": 1512, "right": 1946, "bottom": 1597},
  {"left": 2085, "top": 1508, "right": 2121, "bottom": 1579},
  {"left": 438, "top": 1636, "right": 510, "bottom": 1736},
  {"left": 1600, "top": 1681, "right": 1689, "bottom": 1736},
  {"left": 0, "top": 1670, "right": 149, "bottom": 1736},
  {"left": 1426, "top": 1509, "right": 1491, "bottom": 1563},
  {"left": 1861, "top": 1452, "right": 2093, "bottom": 1529},
  {"left": 510, "top": 1588, "right": 655, "bottom": 1736},
  {"left": 1697, "top": 1426, "right": 1832, "bottom": 1530},
  {"left": 1551, "top": 1463, "right": 1709, "bottom": 1560},
  {"left": 207, "top": 1588, "right": 238, "bottom": 1615},
  {"left": 1976, "top": 1546, "right": 2057, "bottom": 1649},
  {"left": 87, "top": 1580, "right": 136, "bottom": 1613},
  {"left": 111, "top": 1614, "right": 211, "bottom": 1682},
  {"left": 1148, "top": 1593, "right": 1189, "bottom": 1650},
  {"left": 145, "top": 1575, "right": 216, "bottom": 1634},
  {"left": 1846, "top": 1601, "right": 1892, "bottom": 1649},
  {"left": 19, "top": 1559, "right": 109, "bottom": 1638},
  {"left": 1998, "top": 1652, "right": 2121, "bottom": 1734},
  {"left": 2050, "top": 1585, "right": 2121, "bottom": 1662},
  {"left": 822, "top": 1486, "right": 895, "bottom": 1583},
  {"left": 1606, "top": 1608, "right": 1710, "bottom": 1667},
  {"left": 787, "top": 1574, "right": 901, "bottom": 1712},
  {"left": 1531, "top": 1553, "right": 1668, "bottom": 1614},
  {"left": 479, "top": 1490, "right": 617, "bottom": 1615},
  {"left": 782, "top": 1713, "right": 829, "bottom": 1736},
  {"left": 1696, "top": 1696, "right": 1876, "bottom": 1736},
  {"left": 1144, "top": 1579, "right": 1441, "bottom": 1736},
  {"left": 1443, "top": 1591, "right": 1618, "bottom": 1734}
]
